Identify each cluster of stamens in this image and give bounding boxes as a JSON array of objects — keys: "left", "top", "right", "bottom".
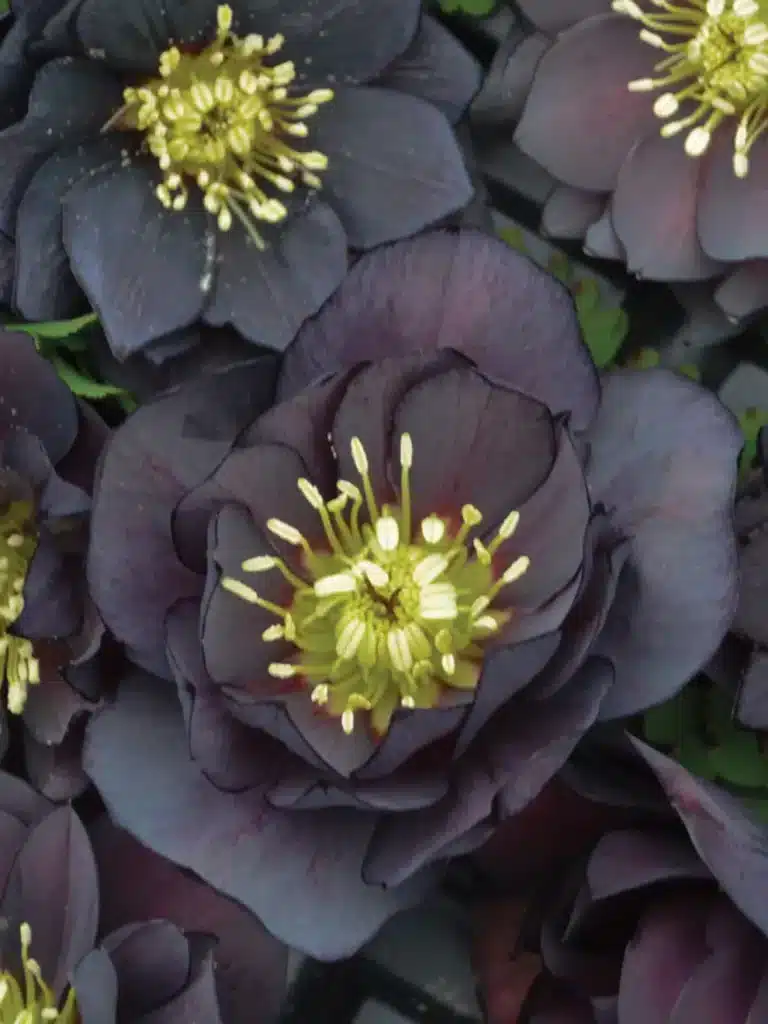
[
  {"left": 614, "top": 0, "right": 768, "bottom": 176},
  {"left": 107, "top": 5, "right": 333, "bottom": 247},
  {"left": 0, "top": 502, "right": 38, "bottom": 716},
  {"left": 222, "top": 435, "right": 531, "bottom": 736},
  {"left": 0, "top": 923, "right": 78, "bottom": 1023}
]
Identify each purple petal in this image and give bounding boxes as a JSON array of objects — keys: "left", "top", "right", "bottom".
[
  {"left": 91, "top": 817, "right": 288, "bottom": 1023},
  {"left": 584, "top": 212, "right": 625, "bottom": 261},
  {"left": 517, "top": 0, "right": 611, "bottom": 33},
  {"left": 737, "top": 651, "right": 768, "bottom": 731},
  {"left": 3, "top": 805, "right": 98, "bottom": 995},
  {"left": 472, "top": 30, "right": 552, "bottom": 131},
  {"left": 714, "top": 261, "right": 768, "bottom": 321},
  {"left": 88, "top": 361, "right": 275, "bottom": 676},
  {"left": 102, "top": 921, "right": 190, "bottom": 1012},
  {"left": 630, "top": 739, "right": 768, "bottom": 941},
  {"left": 70, "top": 948, "right": 118, "bottom": 1024},
  {"left": 363, "top": 658, "right": 611, "bottom": 886},
  {"left": 667, "top": 949, "right": 763, "bottom": 1024},
  {"left": 515, "top": 15, "right": 658, "bottom": 192},
  {"left": 23, "top": 725, "right": 90, "bottom": 802},
  {"left": 587, "top": 370, "right": 740, "bottom": 718},
  {"left": 698, "top": 130, "right": 768, "bottom": 262},
  {"left": 84, "top": 672, "right": 436, "bottom": 958},
  {"left": 278, "top": 230, "right": 599, "bottom": 432},
  {"left": 542, "top": 186, "right": 605, "bottom": 241},
  {"left": 612, "top": 135, "right": 726, "bottom": 280}
]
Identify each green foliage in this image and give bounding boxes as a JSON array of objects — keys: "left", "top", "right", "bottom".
[
  {"left": 497, "top": 227, "right": 629, "bottom": 369},
  {"left": 641, "top": 683, "right": 768, "bottom": 820},
  {"left": 738, "top": 407, "right": 768, "bottom": 480},
  {"left": 436, "top": 0, "right": 496, "bottom": 14},
  {"left": 624, "top": 347, "right": 700, "bottom": 381},
  {"left": 5, "top": 314, "right": 136, "bottom": 412}
]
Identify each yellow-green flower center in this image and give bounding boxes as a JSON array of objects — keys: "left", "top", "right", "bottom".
[
  {"left": 222, "top": 435, "right": 531, "bottom": 736},
  {"left": 108, "top": 4, "right": 333, "bottom": 248},
  {"left": 615, "top": 0, "right": 768, "bottom": 176},
  {"left": 0, "top": 502, "right": 38, "bottom": 716},
  {"left": 0, "top": 923, "right": 77, "bottom": 1023}
]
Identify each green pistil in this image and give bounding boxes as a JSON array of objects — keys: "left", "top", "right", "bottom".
[
  {"left": 105, "top": 4, "right": 333, "bottom": 248},
  {"left": 222, "top": 435, "right": 531, "bottom": 737},
  {"left": 0, "top": 502, "right": 38, "bottom": 715},
  {"left": 615, "top": 0, "right": 768, "bottom": 176},
  {"left": 0, "top": 923, "right": 78, "bottom": 1023}
]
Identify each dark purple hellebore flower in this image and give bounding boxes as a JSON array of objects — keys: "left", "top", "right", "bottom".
[
  {"left": 84, "top": 229, "right": 740, "bottom": 960},
  {"left": 0, "top": 329, "right": 115, "bottom": 800},
  {"left": 536, "top": 739, "right": 768, "bottom": 1024},
  {"left": 0, "top": 768, "right": 287, "bottom": 1022},
  {"left": 0, "top": 0, "right": 478, "bottom": 362},
  {"left": 487, "top": 0, "right": 768, "bottom": 319}
]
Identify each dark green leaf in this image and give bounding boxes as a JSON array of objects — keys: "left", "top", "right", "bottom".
[
  {"left": 708, "top": 731, "right": 768, "bottom": 788},
  {"left": 48, "top": 356, "right": 130, "bottom": 401},
  {"left": 5, "top": 312, "right": 98, "bottom": 341}
]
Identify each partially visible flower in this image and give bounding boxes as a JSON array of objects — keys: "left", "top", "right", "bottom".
[
  {"left": 0, "top": 329, "right": 115, "bottom": 799},
  {"left": 0, "top": 768, "right": 287, "bottom": 1022},
  {"left": 84, "top": 230, "right": 739, "bottom": 960},
  {"left": 532, "top": 740, "right": 768, "bottom": 1023},
  {"left": 488, "top": 0, "right": 768, "bottom": 319},
  {"left": 0, "top": 0, "right": 478, "bottom": 361}
]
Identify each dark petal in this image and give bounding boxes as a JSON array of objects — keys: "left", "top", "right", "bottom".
[
  {"left": 168, "top": 599, "right": 301, "bottom": 789},
  {"left": 92, "top": 816, "right": 288, "bottom": 1024},
  {"left": 630, "top": 739, "right": 768, "bottom": 940},
  {"left": 0, "top": 331, "right": 78, "bottom": 462},
  {"left": 748, "top": 972, "right": 768, "bottom": 1021},
  {"left": 75, "top": 0, "right": 169, "bottom": 73},
  {"left": 0, "top": 770, "right": 52, "bottom": 826},
  {"left": 234, "top": 0, "right": 421, "bottom": 87},
  {"left": 390, "top": 365, "right": 556, "bottom": 527},
  {"left": 0, "top": 57, "right": 123, "bottom": 236},
  {"left": 584, "top": 211, "right": 625, "bottom": 260},
  {"left": 0, "top": 232, "right": 13, "bottom": 305},
  {"left": 311, "top": 87, "right": 473, "bottom": 249},
  {"left": 15, "top": 530, "right": 82, "bottom": 639},
  {"left": 23, "top": 721, "right": 90, "bottom": 801},
  {"left": 668, "top": 950, "right": 764, "bottom": 1024},
  {"left": 356, "top": 702, "right": 468, "bottom": 781},
  {"left": 737, "top": 651, "right": 768, "bottom": 731},
  {"left": 23, "top": 665, "right": 93, "bottom": 745},
  {"left": 714, "top": 260, "right": 768, "bottom": 321},
  {"left": 103, "top": 921, "right": 190, "bottom": 1014},
  {"left": 329, "top": 353, "right": 462, "bottom": 500},
  {"left": 517, "top": 0, "right": 611, "bottom": 33},
  {"left": 0, "top": 0, "right": 75, "bottom": 128},
  {"left": 363, "top": 658, "right": 611, "bottom": 886},
  {"left": 471, "top": 29, "right": 551, "bottom": 133},
  {"left": 612, "top": 135, "right": 726, "bottom": 281},
  {"left": 84, "top": 673, "right": 437, "bottom": 958},
  {"left": 63, "top": 159, "right": 211, "bottom": 359},
  {"left": 2, "top": 805, "right": 98, "bottom": 995},
  {"left": 455, "top": 632, "right": 561, "bottom": 756},
  {"left": 13, "top": 138, "right": 125, "bottom": 322},
  {"left": 70, "top": 949, "right": 118, "bottom": 1024},
  {"left": 202, "top": 202, "right": 348, "bottom": 350},
  {"left": 698, "top": 130, "right": 768, "bottom": 262},
  {"left": 515, "top": 15, "right": 658, "bottom": 192},
  {"left": 139, "top": 944, "right": 223, "bottom": 1024},
  {"left": 282, "top": 690, "right": 378, "bottom": 776},
  {"left": 616, "top": 896, "right": 713, "bottom": 1024},
  {"left": 588, "top": 370, "right": 741, "bottom": 719},
  {"left": 735, "top": 532, "right": 768, "bottom": 648},
  {"left": 88, "top": 361, "right": 273, "bottom": 676},
  {"left": 542, "top": 186, "right": 604, "bottom": 241},
  {"left": 492, "top": 424, "right": 591, "bottom": 611},
  {"left": 279, "top": 229, "right": 599, "bottom": 432},
  {"left": 203, "top": 505, "right": 294, "bottom": 693},
  {"left": 376, "top": 15, "right": 481, "bottom": 125}
]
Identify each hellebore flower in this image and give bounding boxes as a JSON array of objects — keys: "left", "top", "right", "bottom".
[
  {"left": 0, "top": 329, "right": 115, "bottom": 800},
  {"left": 0, "top": 768, "right": 287, "bottom": 1022},
  {"left": 0, "top": 0, "right": 478, "bottom": 361},
  {"left": 493, "top": 0, "right": 768, "bottom": 317},
  {"left": 533, "top": 739, "right": 768, "bottom": 1023},
  {"left": 84, "top": 229, "right": 740, "bottom": 960}
]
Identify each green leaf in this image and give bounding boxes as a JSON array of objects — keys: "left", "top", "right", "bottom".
[
  {"left": 738, "top": 407, "right": 768, "bottom": 479},
  {"left": 677, "top": 730, "right": 717, "bottom": 781},
  {"left": 48, "top": 356, "right": 130, "bottom": 401},
  {"left": 5, "top": 312, "right": 98, "bottom": 341},
  {"left": 626, "top": 347, "right": 661, "bottom": 370},
  {"left": 437, "top": 0, "right": 495, "bottom": 13},
  {"left": 496, "top": 225, "right": 527, "bottom": 253},
  {"left": 643, "top": 696, "right": 683, "bottom": 747},
  {"left": 708, "top": 731, "right": 768, "bottom": 788},
  {"left": 546, "top": 250, "right": 572, "bottom": 286},
  {"left": 578, "top": 304, "right": 629, "bottom": 369}
]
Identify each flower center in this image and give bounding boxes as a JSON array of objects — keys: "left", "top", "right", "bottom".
[
  {"left": 0, "top": 502, "right": 38, "bottom": 716},
  {"left": 0, "top": 923, "right": 78, "bottom": 1023},
  {"left": 615, "top": 0, "right": 768, "bottom": 176},
  {"left": 107, "top": 4, "right": 333, "bottom": 248},
  {"left": 222, "top": 435, "right": 531, "bottom": 736}
]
